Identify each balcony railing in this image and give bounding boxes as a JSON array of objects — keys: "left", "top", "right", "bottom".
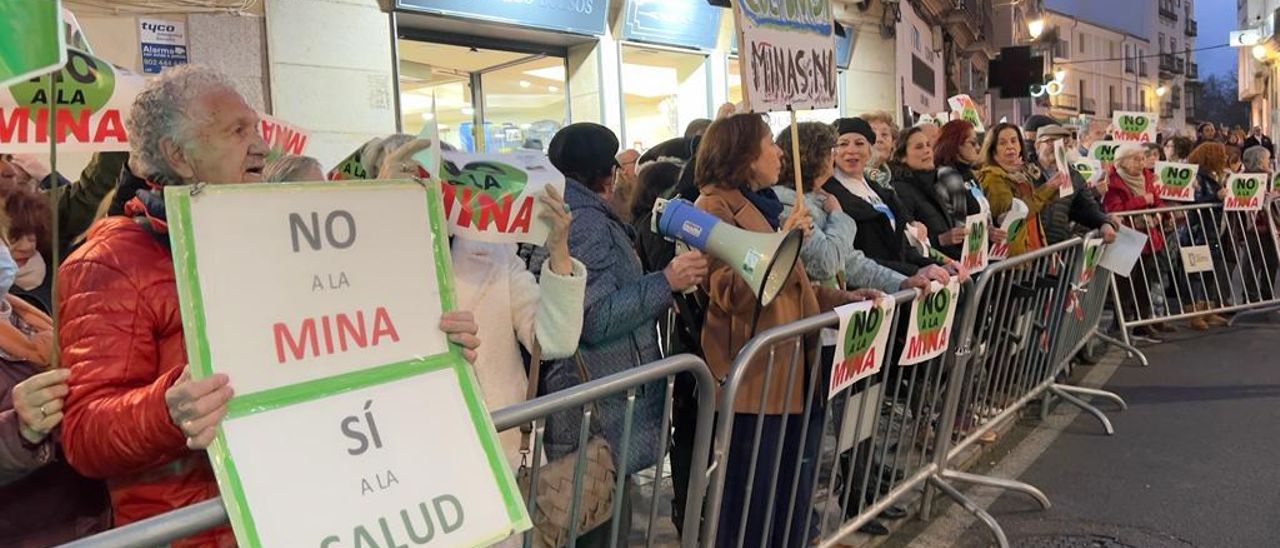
[
  {"left": 1188, "top": 62, "right": 1199, "bottom": 80},
  {"left": 1111, "top": 101, "right": 1124, "bottom": 114},
  {"left": 1160, "top": 53, "right": 1176, "bottom": 74},
  {"left": 1174, "top": 57, "right": 1185, "bottom": 74},
  {"left": 1125, "top": 59, "right": 1135, "bottom": 74},
  {"left": 1186, "top": 18, "right": 1198, "bottom": 37}
]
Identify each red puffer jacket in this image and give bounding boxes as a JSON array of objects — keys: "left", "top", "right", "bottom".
[{"left": 57, "top": 217, "right": 233, "bottom": 547}]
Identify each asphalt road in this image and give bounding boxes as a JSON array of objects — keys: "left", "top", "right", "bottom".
[{"left": 886, "top": 324, "right": 1280, "bottom": 548}]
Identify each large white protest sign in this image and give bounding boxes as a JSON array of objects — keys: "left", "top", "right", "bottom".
[
  {"left": 828, "top": 298, "right": 895, "bottom": 400},
  {"left": 438, "top": 150, "right": 565, "bottom": 245},
  {"left": 166, "top": 181, "right": 529, "bottom": 547},
  {"left": 1110, "top": 111, "right": 1158, "bottom": 143},
  {"left": 900, "top": 280, "right": 961, "bottom": 366},
  {"left": 732, "top": 0, "right": 837, "bottom": 112}
]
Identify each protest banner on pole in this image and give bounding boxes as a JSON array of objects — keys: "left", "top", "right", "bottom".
[
  {"left": 1110, "top": 111, "right": 1158, "bottom": 143},
  {"left": 0, "top": 1, "right": 66, "bottom": 88},
  {"left": 828, "top": 298, "right": 895, "bottom": 400},
  {"left": 731, "top": 0, "right": 837, "bottom": 113},
  {"left": 165, "top": 180, "right": 530, "bottom": 548},
  {"left": 989, "top": 199, "right": 1027, "bottom": 261},
  {"left": 900, "top": 279, "right": 960, "bottom": 366},
  {"left": 960, "top": 213, "right": 989, "bottom": 273},
  {"left": 947, "top": 94, "right": 984, "bottom": 133},
  {"left": 1154, "top": 161, "right": 1197, "bottom": 202},
  {"left": 1224, "top": 173, "right": 1266, "bottom": 211},
  {"left": 438, "top": 150, "right": 565, "bottom": 245}
]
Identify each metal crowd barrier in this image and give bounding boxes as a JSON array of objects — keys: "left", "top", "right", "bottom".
[
  {"left": 60, "top": 354, "right": 719, "bottom": 548},
  {"left": 1230, "top": 197, "right": 1280, "bottom": 326},
  {"left": 700, "top": 288, "right": 960, "bottom": 548},
  {"left": 919, "top": 236, "right": 1133, "bottom": 548},
  {"left": 1108, "top": 202, "right": 1280, "bottom": 343}
]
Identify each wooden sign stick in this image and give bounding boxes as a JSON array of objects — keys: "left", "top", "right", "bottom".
[{"left": 789, "top": 108, "right": 804, "bottom": 199}]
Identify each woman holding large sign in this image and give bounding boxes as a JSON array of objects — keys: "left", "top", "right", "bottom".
[{"left": 695, "top": 114, "right": 879, "bottom": 548}]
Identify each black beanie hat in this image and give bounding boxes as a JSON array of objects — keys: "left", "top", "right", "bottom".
[
  {"left": 548, "top": 123, "right": 620, "bottom": 182},
  {"left": 833, "top": 117, "right": 876, "bottom": 145}
]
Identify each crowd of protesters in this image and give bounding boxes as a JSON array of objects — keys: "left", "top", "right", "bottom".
[{"left": 2, "top": 62, "right": 1279, "bottom": 548}]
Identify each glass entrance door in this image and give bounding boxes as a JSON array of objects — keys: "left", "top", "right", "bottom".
[{"left": 398, "top": 41, "right": 568, "bottom": 153}]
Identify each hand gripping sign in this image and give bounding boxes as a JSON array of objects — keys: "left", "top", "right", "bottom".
[
  {"left": 166, "top": 180, "right": 530, "bottom": 548},
  {"left": 900, "top": 279, "right": 961, "bottom": 366},
  {"left": 828, "top": 297, "right": 895, "bottom": 400},
  {"left": 1224, "top": 173, "right": 1267, "bottom": 212},
  {"left": 1154, "top": 161, "right": 1198, "bottom": 202}
]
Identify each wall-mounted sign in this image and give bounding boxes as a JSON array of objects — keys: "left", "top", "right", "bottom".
[
  {"left": 1230, "top": 28, "right": 1263, "bottom": 48},
  {"left": 395, "top": 0, "right": 609, "bottom": 36},
  {"left": 139, "top": 18, "right": 187, "bottom": 74},
  {"left": 622, "top": 0, "right": 723, "bottom": 51}
]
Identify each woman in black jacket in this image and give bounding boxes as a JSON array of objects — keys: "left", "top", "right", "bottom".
[
  {"left": 825, "top": 119, "right": 950, "bottom": 278},
  {"left": 890, "top": 126, "right": 969, "bottom": 260}
]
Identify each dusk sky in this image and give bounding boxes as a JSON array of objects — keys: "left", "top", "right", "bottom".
[{"left": 1196, "top": 0, "right": 1238, "bottom": 80}]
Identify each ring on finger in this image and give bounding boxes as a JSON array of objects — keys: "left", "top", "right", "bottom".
[{"left": 39, "top": 404, "right": 47, "bottom": 417}]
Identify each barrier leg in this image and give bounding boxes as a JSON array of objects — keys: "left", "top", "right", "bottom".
[
  {"left": 1047, "top": 384, "right": 1115, "bottom": 435},
  {"left": 1228, "top": 305, "right": 1280, "bottom": 326},
  {"left": 927, "top": 475, "right": 1011, "bottom": 548},
  {"left": 1053, "top": 383, "right": 1127, "bottom": 411},
  {"left": 938, "top": 469, "right": 1051, "bottom": 510},
  {"left": 1094, "top": 332, "right": 1149, "bottom": 367}
]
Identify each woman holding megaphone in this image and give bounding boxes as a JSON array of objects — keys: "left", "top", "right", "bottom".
[{"left": 694, "top": 114, "right": 880, "bottom": 548}]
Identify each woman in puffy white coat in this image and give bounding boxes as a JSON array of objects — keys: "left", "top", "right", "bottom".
[{"left": 451, "top": 185, "right": 586, "bottom": 470}]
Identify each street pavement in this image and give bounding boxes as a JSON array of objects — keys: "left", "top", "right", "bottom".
[{"left": 884, "top": 324, "right": 1280, "bottom": 548}]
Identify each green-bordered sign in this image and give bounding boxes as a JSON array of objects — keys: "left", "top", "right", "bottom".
[
  {"left": 0, "top": 1, "right": 65, "bottom": 88},
  {"left": 1110, "top": 110, "right": 1157, "bottom": 143},
  {"left": 900, "top": 279, "right": 960, "bottom": 365},
  {"left": 1154, "top": 161, "right": 1197, "bottom": 202},
  {"left": 166, "top": 180, "right": 530, "bottom": 548},
  {"left": 1224, "top": 173, "right": 1266, "bottom": 211},
  {"left": 960, "top": 213, "right": 989, "bottom": 274},
  {"left": 1089, "top": 141, "right": 1121, "bottom": 164},
  {"left": 828, "top": 298, "right": 895, "bottom": 400}
]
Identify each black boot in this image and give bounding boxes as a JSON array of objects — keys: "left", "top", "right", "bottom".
[{"left": 858, "top": 520, "right": 889, "bottom": 536}]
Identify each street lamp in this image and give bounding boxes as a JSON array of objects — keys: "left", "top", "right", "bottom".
[
  {"left": 1054, "top": 69, "right": 1066, "bottom": 82},
  {"left": 1253, "top": 44, "right": 1269, "bottom": 61},
  {"left": 1028, "top": 17, "right": 1046, "bottom": 40},
  {"left": 1156, "top": 85, "right": 1168, "bottom": 97}
]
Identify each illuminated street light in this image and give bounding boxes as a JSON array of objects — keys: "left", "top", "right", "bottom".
[
  {"left": 1253, "top": 44, "right": 1269, "bottom": 61},
  {"left": 1054, "top": 69, "right": 1066, "bottom": 82},
  {"left": 1156, "top": 85, "right": 1168, "bottom": 97},
  {"left": 1028, "top": 17, "right": 1046, "bottom": 40}
]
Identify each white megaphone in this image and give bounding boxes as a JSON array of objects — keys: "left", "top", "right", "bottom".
[{"left": 652, "top": 198, "right": 803, "bottom": 307}]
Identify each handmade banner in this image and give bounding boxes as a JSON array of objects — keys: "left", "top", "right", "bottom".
[
  {"left": 1070, "top": 158, "right": 1105, "bottom": 186},
  {"left": 1110, "top": 111, "right": 1158, "bottom": 143},
  {"left": 828, "top": 298, "right": 895, "bottom": 400},
  {"left": 0, "top": 1, "right": 65, "bottom": 88},
  {"left": 989, "top": 199, "right": 1027, "bottom": 261},
  {"left": 260, "top": 114, "right": 310, "bottom": 162},
  {"left": 960, "top": 213, "right": 989, "bottom": 273},
  {"left": 947, "top": 94, "right": 985, "bottom": 133},
  {"left": 732, "top": 0, "right": 837, "bottom": 112},
  {"left": 439, "top": 150, "right": 565, "bottom": 245},
  {"left": 165, "top": 180, "right": 530, "bottom": 548},
  {"left": 1224, "top": 173, "right": 1267, "bottom": 211},
  {"left": 1154, "top": 161, "right": 1197, "bottom": 202},
  {"left": 900, "top": 279, "right": 961, "bottom": 366},
  {"left": 1, "top": 47, "right": 138, "bottom": 152},
  {"left": 328, "top": 147, "right": 369, "bottom": 181},
  {"left": 1053, "top": 139, "right": 1074, "bottom": 197}
]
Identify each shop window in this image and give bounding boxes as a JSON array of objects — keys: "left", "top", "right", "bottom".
[{"left": 620, "top": 45, "right": 709, "bottom": 152}]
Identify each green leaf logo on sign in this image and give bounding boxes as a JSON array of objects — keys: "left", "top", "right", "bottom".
[
  {"left": 967, "top": 221, "right": 986, "bottom": 253},
  {"left": 442, "top": 160, "right": 529, "bottom": 202},
  {"left": 1160, "top": 165, "right": 1193, "bottom": 188},
  {"left": 1005, "top": 217, "right": 1026, "bottom": 243},
  {"left": 10, "top": 49, "right": 116, "bottom": 134},
  {"left": 1074, "top": 161, "right": 1095, "bottom": 182},
  {"left": 1084, "top": 243, "right": 1102, "bottom": 269},
  {"left": 916, "top": 288, "right": 951, "bottom": 332},
  {"left": 1117, "top": 114, "right": 1149, "bottom": 133},
  {"left": 842, "top": 307, "right": 883, "bottom": 361},
  {"left": 1232, "top": 175, "right": 1261, "bottom": 198}
]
